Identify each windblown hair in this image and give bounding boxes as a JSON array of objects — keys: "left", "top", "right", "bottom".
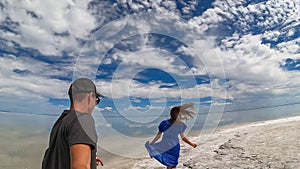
[{"left": 170, "top": 103, "right": 196, "bottom": 125}]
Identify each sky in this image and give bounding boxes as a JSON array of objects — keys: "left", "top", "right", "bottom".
[{"left": 1, "top": 0, "right": 300, "bottom": 158}]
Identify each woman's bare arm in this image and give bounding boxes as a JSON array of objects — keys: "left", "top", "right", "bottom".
[
  {"left": 150, "top": 131, "right": 162, "bottom": 144},
  {"left": 180, "top": 132, "right": 197, "bottom": 148}
]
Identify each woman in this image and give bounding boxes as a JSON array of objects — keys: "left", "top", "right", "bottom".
[{"left": 145, "top": 103, "right": 197, "bottom": 169}]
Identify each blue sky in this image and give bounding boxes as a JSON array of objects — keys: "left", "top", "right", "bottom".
[{"left": 1, "top": 0, "right": 300, "bottom": 138}]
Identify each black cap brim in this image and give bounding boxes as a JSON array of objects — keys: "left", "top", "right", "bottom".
[{"left": 96, "top": 91, "right": 104, "bottom": 98}]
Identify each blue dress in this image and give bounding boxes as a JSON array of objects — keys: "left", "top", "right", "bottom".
[{"left": 145, "top": 119, "right": 187, "bottom": 167}]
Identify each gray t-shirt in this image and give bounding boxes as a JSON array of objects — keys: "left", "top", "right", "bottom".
[{"left": 42, "top": 110, "right": 97, "bottom": 169}]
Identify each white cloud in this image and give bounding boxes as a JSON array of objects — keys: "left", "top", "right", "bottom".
[
  {"left": 0, "top": 54, "right": 74, "bottom": 114},
  {"left": 66, "top": 6, "right": 96, "bottom": 38},
  {"left": 181, "top": 0, "right": 300, "bottom": 107},
  {"left": 262, "top": 30, "right": 281, "bottom": 41},
  {"left": 110, "top": 46, "right": 207, "bottom": 78},
  {"left": 1, "top": 0, "right": 96, "bottom": 55},
  {"left": 124, "top": 121, "right": 157, "bottom": 128},
  {"left": 188, "top": 0, "right": 299, "bottom": 38},
  {"left": 215, "top": 34, "right": 300, "bottom": 104},
  {"left": 97, "top": 106, "right": 113, "bottom": 112},
  {"left": 74, "top": 0, "right": 299, "bottom": 112},
  {"left": 276, "top": 37, "right": 300, "bottom": 54},
  {"left": 1, "top": 0, "right": 300, "bottom": 117},
  {"left": 98, "top": 74, "right": 221, "bottom": 101}
]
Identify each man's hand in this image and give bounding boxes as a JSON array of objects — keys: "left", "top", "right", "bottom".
[{"left": 96, "top": 156, "right": 104, "bottom": 166}]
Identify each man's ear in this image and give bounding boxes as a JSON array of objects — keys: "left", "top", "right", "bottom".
[{"left": 86, "top": 93, "right": 91, "bottom": 105}]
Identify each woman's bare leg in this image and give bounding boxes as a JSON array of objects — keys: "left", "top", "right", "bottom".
[{"left": 167, "top": 166, "right": 176, "bottom": 169}]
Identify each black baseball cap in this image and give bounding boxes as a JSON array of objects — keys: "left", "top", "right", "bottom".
[{"left": 68, "top": 78, "right": 104, "bottom": 98}]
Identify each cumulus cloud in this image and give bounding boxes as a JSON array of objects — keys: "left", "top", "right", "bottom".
[
  {"left": 1, "top": 0, "right": 300, "bottom": 116},
  {"left": 173, "top": 0, "right": 300, "bottom": 108},
  {"left": 187, "top": 0, "right": 300, "bottom": 38},
  {"left": 0, "top": 55, "right": 72, "bottom": 97},
  {"left": 77, "top": 0, "right": 300, "bottom": 112},
  {"left": 97, "top": 74, "right": 220, "bottom": 102},
  {"left": 211, "top": 32, "right": 299, "bottom": 105},
  {"left": 0, "top": 54, "right": 73, "bottom": 114},
  {"left": 0, "top": 0, "right": 96, "bottom": 56},
  {"left": 276, "top": 37, "right": 300, "bottom": 54}
]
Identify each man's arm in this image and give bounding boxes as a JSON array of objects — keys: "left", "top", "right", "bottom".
[{"left": 70, "top": 144, "right": 91, "bottom": 169}]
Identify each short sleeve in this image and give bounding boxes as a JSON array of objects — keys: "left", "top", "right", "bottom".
[
  {"left": 158, "top": 120, "right": 170, "bottom": 132},
  {"left": 179, "top": 123, "right": 187, "bottom": 133},
  {"left": 68, "top": 113, "right": 97, "bottom": 150}
]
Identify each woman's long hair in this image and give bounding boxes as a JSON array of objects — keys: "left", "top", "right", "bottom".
[{"left": 170, "top": 103, "right": 196, "bottom": 125}]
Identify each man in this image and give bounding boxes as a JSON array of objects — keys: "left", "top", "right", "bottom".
[{"left": 42, "top": 78, "right": 104, "bottom": 169}]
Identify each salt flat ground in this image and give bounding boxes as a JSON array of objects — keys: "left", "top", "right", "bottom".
[
  {"left": 1, "top": 115, "right": 299, "bottom": 169},
  {"left": 110, "top": 116, "right": 300, "bottom": 169}
]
